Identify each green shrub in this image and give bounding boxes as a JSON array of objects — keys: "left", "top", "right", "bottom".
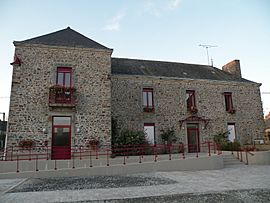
[{"left": 160, "top": 128, "right": 176, "bottom": 144}]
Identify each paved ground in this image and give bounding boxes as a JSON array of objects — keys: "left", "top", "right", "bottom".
[{"left": 0, "top": 165, "right": 270, "bottom": 203}]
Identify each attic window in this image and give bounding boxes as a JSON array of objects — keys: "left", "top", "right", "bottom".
[{"left": 183, "top": 72, "right": 187, "bottom": 75}]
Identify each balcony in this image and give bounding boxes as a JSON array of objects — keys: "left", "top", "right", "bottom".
[{"left": 49, "top": 85, "right": 76, "bottom": 108}]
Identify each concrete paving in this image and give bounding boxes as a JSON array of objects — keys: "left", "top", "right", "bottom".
[{"left": 0, "top": 165, "right": 269, "bottom": 202}]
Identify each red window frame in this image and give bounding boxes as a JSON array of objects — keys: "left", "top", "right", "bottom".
[
  {"left": 224, "top": 92, "right": 234, "bottom": 111},
  {"left": 186, "top": 90, "right": 196, "bottom": 110},
  {"left": 143, "top": 88, "right": 154, "bottom": 112},
  {"left": 57, "top": 67, "right": 72, "bottom": 87}
]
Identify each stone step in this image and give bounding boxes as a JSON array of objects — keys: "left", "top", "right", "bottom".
[{"left": 223, "top": 155, "right": 245, "bottom": 167}]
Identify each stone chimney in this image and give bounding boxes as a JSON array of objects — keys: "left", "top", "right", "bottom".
[{"left": 222, "top": 59, "right": 242, "bottom": 78}]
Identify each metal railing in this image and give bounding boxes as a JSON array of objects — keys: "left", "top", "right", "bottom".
[
  {"left": 0, "top": 142, "right": 221, "bottom": 173},
  {"left": 231, "top": 147, "right": 255, "bottom": 165}
]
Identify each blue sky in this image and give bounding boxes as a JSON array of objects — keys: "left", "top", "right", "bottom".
[{"left": 0, "top": 0, "right": 270, "bottom": 120}]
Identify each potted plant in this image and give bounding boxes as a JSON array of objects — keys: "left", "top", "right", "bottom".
[
  {"left": 189, "top": 106, "right": 198, "bottom": 114},
  {"left": 88, "top": 139, "right": 100, "bottom": 150},
  {"left": 19, "top": 139, "right": 34, "bottom": 149}
]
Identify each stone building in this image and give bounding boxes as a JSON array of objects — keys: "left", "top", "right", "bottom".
[
  {"left": 264, "top": 112, "right": 270, "bottom": 143},
  {"left": 6, "top": 27, "right": 265, "bottom": 159}
]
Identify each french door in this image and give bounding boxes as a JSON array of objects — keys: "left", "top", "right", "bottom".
[
  {"left": 51, "top": 117, "right": 71, "bottom": 160},
  {"left": 187, "top": 123, "right": 200, "bottom": 153}
]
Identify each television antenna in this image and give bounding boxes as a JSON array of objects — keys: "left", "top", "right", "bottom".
[{"left": 199, "top": 44, "right": 217, "bottom": 66}]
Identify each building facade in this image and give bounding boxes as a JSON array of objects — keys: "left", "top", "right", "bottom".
[{"left": 6, "top": 28, "right": 265, "bottom": 159}]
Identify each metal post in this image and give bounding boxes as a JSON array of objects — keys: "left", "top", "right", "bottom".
[
  {"left": 89, "top": 150, "right": 92, "bottom": 167},
  {"left": 106, "top": 149, "right": 109, "bottom": 166},
  {"left": 208, "top": 141, "right": 211, "bottom": 156},
  {"left": 245, "top": 150, "right": 249, "bottom": 165},
  {"left": 54, "top": 160, "right": 57, "bottom": 170},
  {"left": 123, "top": 152, "right": 126, "bottom": 165},
  {"left": 35, "top": 155, "right": 39, "bottom": 171},
  {"left": 169, "top": 145, "right": 172, "bottom": 160},
  {"left": 240, "top": 150, "right": 243, "bottom": 162},
  {"left": 154, "top": 145, "right": 157, "bottom": 162},
  {"left": 16, "top": 155, "right": 19, "bottom": 173},
  {"left": 79, "top": 146, "right": 82, "bottom": 160},
  {"left": 72, "top": 152, "right": 75, "bottom": 169}
]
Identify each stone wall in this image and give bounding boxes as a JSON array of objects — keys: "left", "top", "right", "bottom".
[
  {"left": 7, "top": 43, "right": 112, "bottom": 148},
  {"left": 111, "top": 75, "right": 265, "bottom": 145}
]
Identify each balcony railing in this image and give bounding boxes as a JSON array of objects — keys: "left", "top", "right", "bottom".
[{"left": 49, "top": 85, "right": 76, "bottom": 107}]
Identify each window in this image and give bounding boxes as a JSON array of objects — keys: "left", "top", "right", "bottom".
[
  {"left": 144, "top": 123, "right": 155, "bottom": 144},
  {"left": 143, "top": 88, "right": 154, "bottom": 112},
  {"left": 186, "top": 90, "right": 196, "bottom": 110},
  {"left": 224, "top": 92, "right": 234, "bottom": 112},
  {"left": 55, "top": 67, "right": 72, "bottom": 102},
  {"left": 57, "top": 67, "right": 72, "bottom": 87},
  {"left": 227, "top": 123, "right": 236, "bottom": 142}
]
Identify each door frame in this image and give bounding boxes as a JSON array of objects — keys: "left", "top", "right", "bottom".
[
  {"left": 187, "top": 123, "right": 200, "bottom": 153},
  {"left": 51, "top": 116, "right": 72, "bottom": 160}
]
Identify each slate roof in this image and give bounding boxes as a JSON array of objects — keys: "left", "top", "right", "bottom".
[
  {"left": 111, "top": 57, "right": 255, "bottom": 83},
  {"left": 15, "top": 27, "right": 111, "bottom": 50}
]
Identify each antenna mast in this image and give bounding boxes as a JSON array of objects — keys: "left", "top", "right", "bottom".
[{"left": 199, "top": 44, "right": 217, "bottom": 65}]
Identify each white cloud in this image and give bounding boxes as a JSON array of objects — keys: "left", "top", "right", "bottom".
[
  {"left": 103, "top": 12, "right": 125, "bottom": 31},
  {"left": 168, "top": 0, "right": 181, "bottom": 10},
  {"left": 142, "top": 0, "right": 182, "bottom": 16}
]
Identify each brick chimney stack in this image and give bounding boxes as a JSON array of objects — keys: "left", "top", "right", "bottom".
[{"left": 222, "top": 59, "right": 242, "bottom": 78}]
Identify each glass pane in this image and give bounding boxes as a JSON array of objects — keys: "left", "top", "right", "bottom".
[
  {"left": 189, "top": 131, "right": 197, "bottom": 145},
  {"left": 187, "top": 123, "right": 198, "bottom": 128},
  {"left": 53, "top": 127, "right": 70, "bottom": 146},
  {"left": 143, "top": 92, "right": 147, "bottom": 106},
  {"left": 57, "top": 73, "right": 64, "bottom": 85},
  {"left": 144, "top": 125, "right": 155, "bottom": 144},
  {"left": 65, "top": 73, "right": 71, "bottom": 87},
  {"left": 148, "top": 92, "right": 153, "bottom": 107},
  {"left": 53, "top": 117, "right": 71, "bottom": 125},
  {"left": 227, "top": 124, "right": 235, "bottom": 142}
]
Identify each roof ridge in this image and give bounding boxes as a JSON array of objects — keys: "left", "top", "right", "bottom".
[
  {"left": 15, "top": 27, "right": 111, "bottom": 50},
  {"left": 112, "top": 57, "right": 212, "bottom": 68}
]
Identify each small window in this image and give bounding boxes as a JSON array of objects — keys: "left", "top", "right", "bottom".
[
  {"left": 224, "top": 92, "right": 234, "bottom": 112},
  {"left": 186, "top": 90, "right": 196, "bottom": 110},
  {"left": 143, "top": 88, "right": 154, "bottom": 112},
  {"left": 144, "top": 123, "right": 155, "bottom": 144},
  {"left": 227, "top": 123, "right": 236, "bottom": 142},
  {"left": 57, "top": 67, "right": 72, "bottom": 87}
]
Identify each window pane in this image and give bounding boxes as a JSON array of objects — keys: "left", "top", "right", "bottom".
[
  {"left": 148, "top": 92, "right": 153, "bottom": 107},
  {"left": 53, "top": 127, "right": 70, "bottom": 146},
  {"left": 143, "top": 92, "right": 148, "bottom": 106},
  {"left": 53, "top": 117, "right": 71, "bottom": 125},
  {"left": 65, "top": 73, "right": 71, "bottom": 87},
  {"left": 57, "top": 73, "right": 64, "bottom": 85},
  {"left": 227, "top": 124, "right": 236, "bottom": 142},
  {"left": 144, "top": 125, "right": 155, "bottom": 144}
]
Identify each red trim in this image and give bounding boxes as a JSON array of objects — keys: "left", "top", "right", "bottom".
[
  {"left": 186, "top": 90, "right": 196, "bottom": 110},
  {"left": 187, "top": 124, "right": 200, "bottom": 153},
  {"left": 224, "top": 92, "right": 234, "bottom": 112},
  {"left": 143, "top": 88, "right": 154, "bottom": 112},
  {"left": 51, "top": 116, "right": 71, "bottom": 160},
  {"left": 57, "top": 67, "right": 72, "bottom": 87},
  {"left": 144, "top": 123, "right": 155, "bottom": 126}
]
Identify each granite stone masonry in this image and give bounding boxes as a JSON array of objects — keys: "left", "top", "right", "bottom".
[{"left": 111, "top": 75, "right": 264, "bottom": 145}]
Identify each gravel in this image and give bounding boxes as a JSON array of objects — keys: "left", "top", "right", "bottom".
[{"left": 8, "top": 174, "right": 177, "bottom": 193}]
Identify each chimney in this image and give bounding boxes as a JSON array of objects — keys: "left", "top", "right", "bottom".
[{"left": 222, "top": 59, "right": 242, "bottom": 78}]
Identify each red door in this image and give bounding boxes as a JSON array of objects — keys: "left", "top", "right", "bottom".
[
  {"left": 187, "top": 124, "right": 200, "bottom": 153},
  {"left": 51, "top": 117, "right": 71, "bottom": 160}
]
